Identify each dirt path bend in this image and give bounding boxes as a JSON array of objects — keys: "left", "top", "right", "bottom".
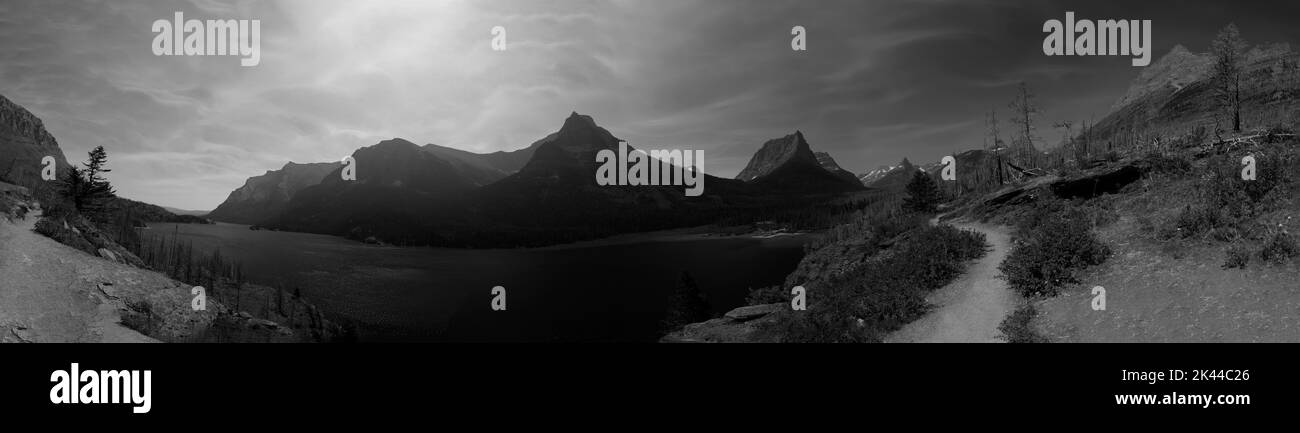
[
  {"left": 0, "top": 211, "right": 158, "bottom": 343},
  {"left": 885, "top": 222, "right": 1017, "bottom": 343}
]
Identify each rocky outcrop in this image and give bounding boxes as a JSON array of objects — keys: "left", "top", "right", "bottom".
[
  {"left": 0, "top": 94, "right": 71, "bottom": 188},
  {"left": 1048, "top": 163, "right": 1145, "bottom": 199},
  {"left": 34, "top": 213, "right": 145, "bottom": 268},
  {"left": 660, "top": 303, "right": 787, "bottom": 343}
]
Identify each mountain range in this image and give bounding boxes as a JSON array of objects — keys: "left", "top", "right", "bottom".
[
  {"left": 205, "top": 161, "right": 341, "bottom": 225},
  {"left": 205, "top": 112, "right": 868, "bottom": 246}
]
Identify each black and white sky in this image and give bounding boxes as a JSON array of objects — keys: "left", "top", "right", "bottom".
[{"left": 2, "top": 0, "right": 1299, "bottom": 210}]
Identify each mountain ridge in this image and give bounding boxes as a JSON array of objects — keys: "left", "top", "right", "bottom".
[{"left": 0, "top": 94, "right": 71, "bottom": 188}]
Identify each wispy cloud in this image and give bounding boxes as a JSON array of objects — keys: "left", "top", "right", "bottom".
[{"left": 3, "top": 0, "right": 1298, "bottom": 209}]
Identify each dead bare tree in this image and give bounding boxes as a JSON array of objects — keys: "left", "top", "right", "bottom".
[
  {"left": 986, "top": 109, "right": 1005, "bottom": 185},
  {"left": 1008, "top": 82, "right": 1041, "bottom": 168},
  {"left": 1211, "top": 23, "right": 1249, "bottom": 132}
]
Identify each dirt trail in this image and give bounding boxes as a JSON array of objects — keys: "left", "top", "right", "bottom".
[
  {"left": 885, "top": 222, "right": 1016, "bottom": 343},
  {"left": 0, "top": 210, "right": 158, "bottom": 343}
]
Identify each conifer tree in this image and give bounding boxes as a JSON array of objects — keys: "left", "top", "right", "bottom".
[
  {"left": 661, "top": 271, "right": 711, "bottom": 333},
  {"left": 903, "top": 170, "right": 941, "bottom": 213}
]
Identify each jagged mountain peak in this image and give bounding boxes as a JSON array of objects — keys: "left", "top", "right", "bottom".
[
  {"left": 735, "top": 131, "right": 862, "bottom": 192},
  {"left": 521, "top": 112, "right": 622, "bottom": 173},
  {"left": 561, "top": 111, "right": 601, "bottom": 132},
  {"left": 735, "top": 131, "right": 819, "bottom": 181}
]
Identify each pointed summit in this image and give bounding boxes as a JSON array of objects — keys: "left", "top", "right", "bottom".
[
  {"left": 560, "top": 111, "right": 601, "bottom": 133},
  {"left": 863, "top": 158, "right": 923, "bottom": 192},
  {"left": 736, "top": 131, "right": 863, "bottom": 192},
  {"left": 735, "top": 132, "right": 819, "bottom": 181}
]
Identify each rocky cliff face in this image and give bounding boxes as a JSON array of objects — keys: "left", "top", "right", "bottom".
[
  {"left": 735, "top": 131, "right": 863, "bottom": 193},
  {"left": 735, "top": 131, "right": 821, "bottom": 181},
  {"left": 206, "top": 161, "right": 340, "bottom": 225},
  {"left": 1093, "top": 42, "right": 1300, "bottom": 145},
  {"left": 814, "top": 151, "right": 863, "bottom": 186},
  {"left": 1111, "top": 45, "right": 1212, "bottom": 110},
  {"left": 0, "top": 94, "right": 71, "bottom": 188}
]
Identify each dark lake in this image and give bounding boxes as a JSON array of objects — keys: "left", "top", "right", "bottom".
[{"left": 144, "top": 222, "right": 813, "bottom": 342}]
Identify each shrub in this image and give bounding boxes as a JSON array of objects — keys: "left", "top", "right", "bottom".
[
  {"left": 1223, "top": 243, "right": 1251, "bottom": 269},
  {"left": 777, "top": 223, "right": 989, "bottom": 342},
  {"left": 1259, "top": 232, "right": 1299, "bottom": 265},
  {"left": 745, "top": 285, "right": 789, "bottom": 306},
  {"left": 34, "top": 217, "right": 96, "bottom": 254},
  {"left": 0, "top": 192, "right": 22, "bottom": 221},
  {"left": 661, "top": 271, "right": 711, "bottom": 333},
  {"left": 1241, "top": 153, "right": 1285, "bottom": 204},
  {"left": 1171, "top": 203, "right": 1228, "bottom": 239},
  {"left": 998, "top": 304, "right": 1046, "bottom": 343},
  {"left": 1142, "top": 151, "right": 1193, "bottom": 176},
  {"left": 1000, "top": 207, "right": 1111, "bottom": 297},
  {"left": 1080, "top": 196, "right": 1120, "bottom": 228},
  {"left": 1205, "top": 151, "right": 1286, "bottom": 214}
]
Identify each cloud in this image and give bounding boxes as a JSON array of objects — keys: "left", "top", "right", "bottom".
[{"left": 3, "top": 0, "right": 1299, "bottom": 209}]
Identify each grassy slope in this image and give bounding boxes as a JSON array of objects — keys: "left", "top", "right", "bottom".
[{"left": 1029, "top": 137, "right": 1300, "bottom": 342}]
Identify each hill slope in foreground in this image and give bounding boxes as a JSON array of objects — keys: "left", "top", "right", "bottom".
[
  {"left": 967, "top": 129, "right": 1300, "bottom": 342},
  {"left": 1030, "top": 143, "right": 1300, "bottom": 342},
  {"left": 1, "top": 182, "right": 343, "bottom": 342}
]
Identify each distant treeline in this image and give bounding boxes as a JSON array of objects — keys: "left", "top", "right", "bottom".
[{"left": 272, "top": 189, "right": 897, "bottom": 249}]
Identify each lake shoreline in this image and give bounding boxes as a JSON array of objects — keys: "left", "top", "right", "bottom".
[
  {"left": 156, "top": 221, "right": 819, "bottom": 252},
  {"left": 142, "top": 222, "right": 818, "bottom": 342}
]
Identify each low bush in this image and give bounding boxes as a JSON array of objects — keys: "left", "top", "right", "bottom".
[
  {"left": 1142, "top": 151, "right": 1193, "bottom": 176},
  {"left": 998, "top": 304, "right": 1046, "bottom": 343},
  {"left": 1223, "top": 243, "right": 1251, "bottom": 269},
  {"left": 745, "top": 285, "right": 789, "bottom": 306},
  {"left": 1259, "top": 232, "right": 1299, "bottom": 265},
  {"left": 1168, "top": 203, "right": 1229, "bottom": 240},
  {"left": 0, "top": 192, "right": 25, "bottom": 221},
  {"left": 775, "top": 223, "right": 989, "bottom": 342},
  {"left": 1000, "top": 204, "right": 1111, "bottom": 297}
]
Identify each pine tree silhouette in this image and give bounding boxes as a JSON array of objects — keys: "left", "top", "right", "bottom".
[
  {"left": 903, "top": 170, "right": 941, "bottom": 213},
  {"left": 661, "top": 271, "right": 711, "bottom": 334}
]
